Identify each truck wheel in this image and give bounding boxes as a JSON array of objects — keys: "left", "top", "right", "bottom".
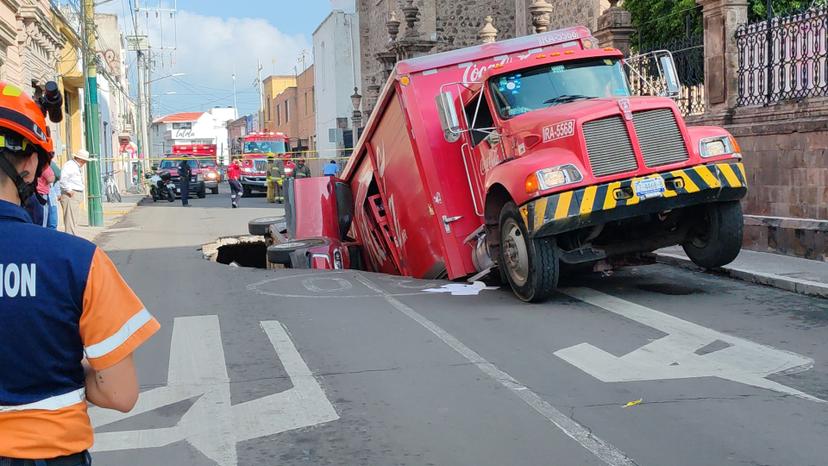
[
  {"left": 248, "top": 216, "right": 285, "bottom": 236},
  {"left": 499, "top": 202, "right": 559, "bottom": 302},
  {"left": 197, "top": 186, "right": 206, "bottom": 199},
  {"left": 682, "top": 201, "right": 743, "bottom": 268},
  {"left": 243, "top": 186, "right": 252, "bottom": 197},
  {"left": 211, "top": 187, "right": 219, "bottom": 195},
  {"left": 267, "top": 239, "right": 327, "bottom": 265}
]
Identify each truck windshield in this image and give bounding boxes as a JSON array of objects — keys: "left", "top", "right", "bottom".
[
  {"left": 244, "top": 140, "right": 287, "bottom": 154},
  {"left": 159, "top": 159, "right": 198, "bottom": 169},
  {"left": 488, "top": 58, "right": 630, "bottom": 119}
]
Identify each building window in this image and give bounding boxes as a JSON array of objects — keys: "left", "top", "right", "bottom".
[
  {"left": 276, "top": 103, "right": 281, "bottom": 126},
  {"left": 172, "top": 122, "right": 192, "bottom": 130},
  {"left": 304, "top": 92, "right": 308, "bottom": 115},
  {"left": 285, "top": 100, "right": 289, "bottom": 123},
  {"left": 267, "top": 101, "right": 271, "bottom": 122}
]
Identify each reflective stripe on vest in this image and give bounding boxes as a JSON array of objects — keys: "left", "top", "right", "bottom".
[{"left": 0, "top": 388, "right": 85, "bottom": 412}]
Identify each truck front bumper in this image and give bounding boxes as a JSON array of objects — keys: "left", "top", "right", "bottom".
[
  {"left": 520, "top": 161, "right": 747, "bottom": 237},
  {"left": 241, "top": 176, "right": 267, "bottom": 188}
]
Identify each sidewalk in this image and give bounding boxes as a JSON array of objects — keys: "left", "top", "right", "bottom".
[
  {"left": 70, "top": 194, "right": 145, "bottom": 243},
  {"left": 655, "top": 246, "right": 828, "bottom": 299}
]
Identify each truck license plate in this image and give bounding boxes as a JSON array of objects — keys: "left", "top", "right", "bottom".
[{"left": 633, "top": 176, "right": 666, "bottom": 200}]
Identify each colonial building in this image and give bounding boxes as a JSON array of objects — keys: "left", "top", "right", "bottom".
[{"left": 357, "top": 0, "right": 610, "bottom": 115}]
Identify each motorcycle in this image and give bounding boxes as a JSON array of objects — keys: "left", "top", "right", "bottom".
[{"left": 147, "top": 171, "right": 176, "bottom": 202}]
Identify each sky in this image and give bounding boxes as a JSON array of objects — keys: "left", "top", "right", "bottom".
[{"left": 99, "top": 0, "right": 344, "bottom": 118}]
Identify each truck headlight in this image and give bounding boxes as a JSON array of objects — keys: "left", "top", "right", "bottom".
[
  {"left": 528, "top": 164, "right": 583, "bottom": 193},
  {"left": 196, "top": 174, "right": 203, "bottom": 182},
  {"left": 700, "top": 136, "right": 741, "bottom": 158}
]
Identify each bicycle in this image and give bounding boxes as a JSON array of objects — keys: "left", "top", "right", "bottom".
[{"left": 103, "top": 171, "right": 122, "bottom": 203}]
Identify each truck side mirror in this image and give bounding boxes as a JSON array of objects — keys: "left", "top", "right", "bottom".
[
  {"left": 660, "top": 55, "right": 680, "bottom": 97},
  {"left": 436, "top": 91, "right": 462, "bottom": 143}
]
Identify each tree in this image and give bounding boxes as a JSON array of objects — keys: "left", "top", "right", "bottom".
[{"left": 623, "top": 0, "right": 826, "bottom": 50}]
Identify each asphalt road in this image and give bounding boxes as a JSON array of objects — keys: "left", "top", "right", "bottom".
[{"left": 90, "top": 184, "right": 828, "bottom": 466}]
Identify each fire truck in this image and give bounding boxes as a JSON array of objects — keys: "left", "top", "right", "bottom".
[
  {"left": 239, "top": 132, "right": 290, "bottom": 196},
  {"left": 268, "top": 27, "right": 747, "bottom": 302}
]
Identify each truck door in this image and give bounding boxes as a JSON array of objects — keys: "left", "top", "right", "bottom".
[{"left": 461, "top": 93, "right": 502, "bottom": 217}]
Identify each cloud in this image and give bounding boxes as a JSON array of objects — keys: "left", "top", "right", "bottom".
[{"left": 115, "top": 9, "right": 311, "bottom": 115}]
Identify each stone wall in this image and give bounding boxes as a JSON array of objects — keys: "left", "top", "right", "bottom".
[{"left": 686, "top": 98, "right": 828, "bottom": 260}]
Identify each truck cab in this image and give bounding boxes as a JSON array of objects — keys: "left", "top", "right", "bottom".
[
  {"left": 239, "top": 132, "right": 290, "bottom": 196},
  {"left": 279, "top": 27, "right": 747, "bottom": 302}
]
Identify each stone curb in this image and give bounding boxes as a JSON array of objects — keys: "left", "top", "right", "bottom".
[{"left": 654, "top": 252, "right": 828, "bottom": 299}]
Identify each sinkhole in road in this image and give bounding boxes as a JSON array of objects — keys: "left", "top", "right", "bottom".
[{"left": 203, "top": 236, "right": 268, "bottom": 269}]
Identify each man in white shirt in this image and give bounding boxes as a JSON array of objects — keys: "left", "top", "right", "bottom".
[{"left": 59, "top": 149, "right": 89, "bottom": 235}]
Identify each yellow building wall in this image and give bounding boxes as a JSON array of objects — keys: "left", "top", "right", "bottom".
[
  {"left": 53, "top": 12, "right": 84, "bottom": 165},
  {"left": 262, "top": 75, "right": 296, "bottom": 132}
]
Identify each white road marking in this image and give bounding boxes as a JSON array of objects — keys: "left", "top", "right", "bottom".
[
  {"left": 354, "top": 274, "right": 636, "bottom": 466},
  {"left": 301, "top": 277, "right": 354, "bottom": 293},
  {"left": 89, "top": 315, "right": 339, "bottom": 466},
  {"left": 423, "top": 281, "right": 499, "bottom": 296},
  {"left": 556, "top": 287, "right": 823, "bottom": 403}
]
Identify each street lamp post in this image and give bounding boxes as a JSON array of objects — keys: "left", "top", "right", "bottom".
[{"left": 351, "top": 87, "right": 363, "bottom": 140}]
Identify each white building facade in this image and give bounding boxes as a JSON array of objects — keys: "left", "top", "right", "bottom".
[
  {"left": 151, "top": 107, "right": 237, "bottom": 163},
  {"left": 313, "top": 3, "right": 360, "bottom": 158}
]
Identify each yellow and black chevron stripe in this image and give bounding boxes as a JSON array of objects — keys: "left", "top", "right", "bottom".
[{"left": 520, "top": 161, "right": 747, "bottom": 233}]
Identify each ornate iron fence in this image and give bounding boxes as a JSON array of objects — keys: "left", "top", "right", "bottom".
[
  {"left": 628, "top": 35, "right": 706, "bottom": 116},
  {"left": 736, "top": 5, "right": 828, "bottom": 106}
]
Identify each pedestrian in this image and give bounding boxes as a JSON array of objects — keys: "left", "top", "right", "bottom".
[
  {"left": 177, "top": 156, "right": 192, "bottom": 207},
  {"left": 227, "top": 157, "right": 242, "bottom": 208},
  {"left": 47, "top": 160, "right": 61, "bottom": 229},
  {"left": 28, "top": 161, "right": 56, "bottom": 227},
  {"left": 0, "top": 80, "right": 161, "bottom": 466},
  {"left": 59, "top": 149, "right": 90, "bottom": 235},
  {"left": 322, "top": 159, "right": 339, "bottom": 177},
  {"left": 294, "top": 158, "right": 311, "bottom": 179}
]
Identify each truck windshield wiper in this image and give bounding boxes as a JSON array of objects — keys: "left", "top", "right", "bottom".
[{"left": 543, "top": 94, "right": 593, "bottom": 106}]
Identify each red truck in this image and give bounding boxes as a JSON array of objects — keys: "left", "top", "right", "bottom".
[
  {"left": 268, "top": 27, "right": 747, "bottom": 302},
  {"left": 172, "top": 144, "right": 220, "bottom": 194},
  {"left": 239, "top": 132, "right": 290, "bottom": 196}
]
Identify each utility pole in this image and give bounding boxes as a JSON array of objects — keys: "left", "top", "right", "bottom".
[
  {"left": 80, "top": 0, "right": 104, "bottom": 226},
  {"left": 232, "top": 66, "right": 238, "bottom": 118},
  {"left": 257, "top": 59, "right": 265, "bottom": 131}
]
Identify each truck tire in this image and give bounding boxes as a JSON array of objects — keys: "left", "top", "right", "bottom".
[
  {"left": 243, "top": 185, "right": 252, "bottom": 197},
  {"left": 267, "top": 239, "right": 327, "bottom": 265},
  {"left": 682, "top": 201, "right": 744, "bottom": 268},
  {"left": 499, "top": 202, "right": 559, "bottom": 302},
  {"left": 248, "top": 216, "right": 285, "bottom": 236},
  {"left": 211, "top": 187, "right": 219, "bottom": 195},
  {"left": 197, "top": 185, "right": 206, "bottom": 199}
]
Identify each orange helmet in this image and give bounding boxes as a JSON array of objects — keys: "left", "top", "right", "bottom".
[
  {"left": 0, "top": 81, "right": 56, "bottom": 205},
  {"left": 0, "top": 82, "right": 53, "bottom": 157}
]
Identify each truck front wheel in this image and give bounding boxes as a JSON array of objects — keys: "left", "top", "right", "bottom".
[
  {"left": 499, "top": 202, "right": 559, "bottom": 302},
  {"left": 682, "top": 201, "right": 744, "bottom": 268}
]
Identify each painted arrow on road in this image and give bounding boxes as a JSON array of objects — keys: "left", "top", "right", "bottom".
[
  {"left": 555, "top": 288, "right": 824, "bottom": 403},
  {"left": 88, "top": 315, "right": 339, "bottom": 466}
]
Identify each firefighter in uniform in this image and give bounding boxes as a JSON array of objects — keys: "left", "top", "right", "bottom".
[
  {"left": 0, "top": 81, "right": 161, "bottom": 464},
  {"left": 265, "top": 155, "right": 276, "bottom": 203},
  {"left": 294, "top": 158, "right": 311, "bottom": 179}
]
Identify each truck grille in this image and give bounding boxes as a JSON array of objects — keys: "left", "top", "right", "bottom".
[
  {"left": 253, "top": 160, "right": 268, "bottom": 172},
  {"left": 633, "top": 109, "right": 689, "bottom": 167},
  {"left": 583, "top": 116, "right": 638, "bottom": 177}
]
